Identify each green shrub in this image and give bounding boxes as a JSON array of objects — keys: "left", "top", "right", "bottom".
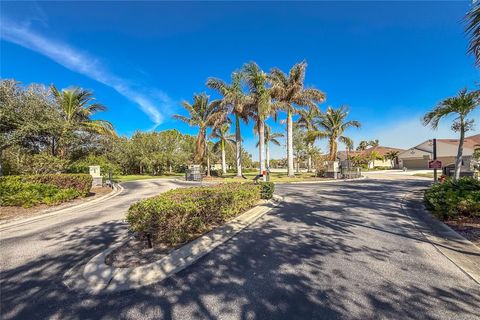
[
  {"left": 127, "top": 183, "right": 261, "bottom": 245},
  {"left": 209, "top": 169, "right": 223, "bottom": 177},
  {"left": 0, "top": 174, "right": 91, "bottom": 207},
  {"left": 424, "top": 177, "right": 480, "bottom": 220},
  {"left": 259, "top": 182, "right": 275, "bottom": 199}
]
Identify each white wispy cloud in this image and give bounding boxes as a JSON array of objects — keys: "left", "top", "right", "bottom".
[{"left": 0, "top": 17, "right": 170, "bottom": 128}]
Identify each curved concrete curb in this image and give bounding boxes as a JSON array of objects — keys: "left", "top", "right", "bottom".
[
  {"left": 0, "top": 183, "right": 123, "bottom": 230},
  {"left": 66, "top": 195, "right": 283, "bottom": 294},
  {"left": 401, "top": 191, "right": 480, "bottom": 285}
]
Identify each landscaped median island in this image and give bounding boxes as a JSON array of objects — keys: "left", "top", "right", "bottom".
[
  {"left": 106, "top": 182, "right": 274, "bottom": 268},
  {"left": 424, "top": 177, "right": 480, "bottom": 245}
]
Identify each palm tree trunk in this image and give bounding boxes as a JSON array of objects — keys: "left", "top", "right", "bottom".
[
  {"left": 221, "top": 139, "right": 227, "bottom": 174},
  {"left": 195, "top": 129, "right": 206, "bottom": 164},
  {"left": 329, "top": 138, "right": 337, "bottom": 161},
  {"left": 454, "top": 121, "right": 465, "bottom": 181},
  {"left": 258, "top": 120, "right": 266, "bottom": 181},
  {"left": 205, "top": 138, "right": 211, "bottom": 177},
  {"left": 307, "top": 142, "right": 312, "bottom": 172},
  {"left": 266, "top": 141, "right": 270, "bottom": 169},
  {"left": 287, "top": 109, "right": 294, "bottom": 177},
  {"left": 235, "top": 114, "right": 242, "bottom": 177}
]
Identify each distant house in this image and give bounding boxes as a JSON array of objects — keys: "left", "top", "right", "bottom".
[
  {"left": 397, "top": 134, "right": 480, "bottom": 172},
  {"left": 337, "top": 146, "right": 405, "bottom": 169}
]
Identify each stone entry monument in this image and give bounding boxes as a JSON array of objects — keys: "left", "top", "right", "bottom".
[
  {"left": 325, "top": 161, "right": 339, "bottom": 179},
  {"left": 89, "top": 165, "right": 103, "bottom": 187}
]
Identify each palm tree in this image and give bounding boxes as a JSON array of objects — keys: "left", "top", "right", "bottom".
[
  {"left": 385, "top": 150, "right": 400, "bottom": 168},
  {"left": 256, "top": 125, "right": 284, "bottom": 169},
  {"left": 268, "top": 61, "right": 326, "bottom": 177},
  {"left": 242, "top": 62, "right": 273, "bottom": 180},
  {"left": 307, "top": 106, "right": 361, "bottom": 161},
  {"left": 206, "top": 72, "right": 251, "bottom": 178},
  {"left": 466, "top": 2, "right": 480, "bottom": 67},
  {"left": 297, "top": 107, "right": 320, "bottom": 172},
  {"left": 422, "top": 88, "right": 480, "bottom": 180},
  {"left": 173, "top": 93, "right": 224, "bottom": 171},
  {"left": 211, "top": 123, "right": 235, "bottom": 174},
  {"left": 51, "top": 86, "right": 115, "bottom": 157}
]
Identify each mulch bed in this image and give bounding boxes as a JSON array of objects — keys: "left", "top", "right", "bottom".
[
  {"left": 105, "top": 235, "right": 173, "bottom": 268},
  {"left": 444, "top": 216, "right": 480, "bottom": 247},
  {"left": 0, "top": 186, "right": 113, "bottom": 222}
]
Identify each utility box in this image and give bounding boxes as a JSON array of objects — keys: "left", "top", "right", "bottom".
[{"left": 89, "top": 165, "right": 102, "bottom": 187}]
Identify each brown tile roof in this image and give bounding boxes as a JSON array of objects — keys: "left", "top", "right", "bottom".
[{"left": 438, "top": 134, "right": 480, "bottom": 150}]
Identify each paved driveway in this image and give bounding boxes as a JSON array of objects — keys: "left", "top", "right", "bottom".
[{"left": 1, "top": 178, "right": 479, "bottom": 319}]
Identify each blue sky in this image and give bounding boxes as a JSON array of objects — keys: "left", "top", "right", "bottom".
[{"left": 1, "top": 1, "right": 479, "bottom": 159}]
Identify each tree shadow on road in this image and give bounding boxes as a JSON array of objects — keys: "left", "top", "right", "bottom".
[{"left": 1, "top": 179, "right": 479, "bottom": 319}]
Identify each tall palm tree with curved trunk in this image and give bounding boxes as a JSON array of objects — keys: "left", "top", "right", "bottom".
[
  {"left": 423, "top": 88, "right": 479, "bottom": 180},
  {"left": 466, "top": 2, "right": 480, "bottom": 67},
  {"left": 256, "top": 124, "right": 284, "bottom": 169},
  {"left": 242, "top": 62, "right": 273, "bottom": 180},
  {"left": 211, "top": 123, "right": 235, "bottom": 174},
  {"left": 206, "top": 72, "right": 251, "bottom": 178},
  {"left": 173, "top": 93, "right": 224, "bottom": 171},
  {"left": 297, "top": 107, "right": 320, "bottom": 172},
  {"left": 51, "top": 86, "right": 115, "bottom": 157},
  {"left": 307, "top": 106, "right": 361, "bottom": 161},
  {"left": 268, "top": 61, "right": 326, "bottom": 177}
]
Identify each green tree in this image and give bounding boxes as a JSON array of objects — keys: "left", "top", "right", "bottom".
[
  {"left": 293, "top": 124, "right": 308, "bottom": 172},
  {"left": 422, "top": 88, "right": 480, "bottom": 180},
  {"left": 297, "top": 107, "right": 320, "bottom": 172},
  {"left": 206, "top": 72, "right": 251, "bottom": 177},
  {"left": 308, "top": 106, "right": 361, "bottom": 161},
  {"left": 51, "top": 86, "right": 115, "bottom": 158},
  {"left": 466, "top": 2, "right": 480, "bottom": 67},
  {"left": 256, "top": 125, "right": 283, "bottom": 169},
  {"left": 211, "top": 123, "right": 235, "bottom": 174},
  {"left": 268, "top": 61, "right": 325, "bottom": 177},
  {"left": 242, "top": 62, "right": 273, "bottom": 179},
  {"left": 385, "top": 150, "right": 400, "bottom": 168},
  {"left": 173, "top": 93, "right": 224, "bottom": 167}
]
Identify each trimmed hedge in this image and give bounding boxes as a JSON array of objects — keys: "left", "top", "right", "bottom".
[
  {"left": 259, "top": 182, "right": 275, "bottom": 199},
  {"left": 424, "top": 177, "right": 480, "bottom": 220},
  {"left": 0, "top": 174, "right": 92, "bottom": 208},
  {"left": 127, "top": 183, "right": 262, "bottom": 245}
]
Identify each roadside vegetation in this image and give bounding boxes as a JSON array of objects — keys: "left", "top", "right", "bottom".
[
  {"left": 127, "top": 183, "right": 273, "bottom": 247},
  {"left": 0, "top": 174, "right": 92, "bottom": 207},
  {"left": 424, "top": 177, "right": 480, "bottom": 220}
]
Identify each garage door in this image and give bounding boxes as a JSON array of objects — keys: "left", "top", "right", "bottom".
[{"left": 402, "top": 159, "right": 428, "bottom": 169}]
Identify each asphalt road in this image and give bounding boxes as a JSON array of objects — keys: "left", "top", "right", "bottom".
[{"left": 1, "top": 178, "right": 479, "bottom": 319}]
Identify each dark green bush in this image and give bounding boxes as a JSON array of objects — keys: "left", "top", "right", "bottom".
[
  {"left": 424, "top": 177, "right": 480, "bottom": 220},
  {"left": 0, "top": 174, "right": 91, "bottom": 207},
  {"left": 23, "top": 174, "right": 92, "bottom": 196},
  {"left": 127, "top": 183, "right": 261, "bottom": 245},
  {"left": 259, "top": 182, "right": 275, "bottom": 199},
  {"left": 208, "top": 169, "right": 223, "bottom": 177}
]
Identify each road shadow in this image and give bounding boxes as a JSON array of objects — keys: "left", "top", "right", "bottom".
[{"left": 1, "top": 179, "right": 479, "bottom": 319}]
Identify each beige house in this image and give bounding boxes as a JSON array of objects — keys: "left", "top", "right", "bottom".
[
  {"left": 397, "top": 134, "right": 480, "bottom": 172},
  {"left": 338, "top": 146, "right": 405, "bottom": 169}
]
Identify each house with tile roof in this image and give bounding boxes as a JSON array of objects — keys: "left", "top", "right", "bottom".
[
  {"left": 337, "top": 146, "right": 405, "bottom": 169},
  {"left": 397, "top": 134, "right": 480, "bottom": 173}
]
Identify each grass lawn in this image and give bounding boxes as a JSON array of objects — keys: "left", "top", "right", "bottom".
[
  {"left": 113, "top": 173, "right": 184, "bottom": 183},
  {"left": 413, "top": 172, "right": 435, "bottom": 178},
  {"left": 210, "top": 172, "right": 331, "bottom": 183}
]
